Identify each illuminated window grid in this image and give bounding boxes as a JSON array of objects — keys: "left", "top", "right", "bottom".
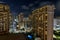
[{"left": 0, "top": 4, "right": 10, "bottom": 34}]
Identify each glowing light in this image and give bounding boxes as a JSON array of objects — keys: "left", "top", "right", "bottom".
[{"left": 27, "top": 35, "right": 32, "bottom": 39}]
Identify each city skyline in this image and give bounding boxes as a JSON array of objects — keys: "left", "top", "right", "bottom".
[
  {"left": 0, "top": 0, "right": 60, "bottom": 17},
  {"left": 0, "top": 2, "right": 59, "bottom": 40}
]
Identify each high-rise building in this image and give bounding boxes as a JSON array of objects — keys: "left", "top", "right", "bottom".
[
  {"left": 9, "top": 13, "right": 12, "bottom": 25},
  {"left": 17, "top": 13, "right": 24, "bottom": 30},
  {"left": 9, "top": 13, "right": 13, "bottom": 33},
  {"left": 30, "top": 5, "right": 55, "bottom": 40},
  {"left": 0, "top": 3, "right": 10, "bottom": 34},
  {"left": 54, "top": 17, "right": 60, "bottom": 30}
]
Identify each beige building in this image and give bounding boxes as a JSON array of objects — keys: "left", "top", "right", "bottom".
[
  {"left": 9, "top": 13, "right": 13, "bottom": 27},
  {"left": 0, "top": 3, "right": 10, "bottom": 34},
  {"left": 17, "top": 13, "right": 24, "bottom": 30},
  {"left": 8, "top": 13, "right": 13, "bottom": 33},
  {"left": 30, "top": 5, "right": 55, "bottom": 40}
]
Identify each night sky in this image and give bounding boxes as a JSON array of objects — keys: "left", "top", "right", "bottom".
[{"left": 0, "top": 0, "right": 60, "bottom": 17}]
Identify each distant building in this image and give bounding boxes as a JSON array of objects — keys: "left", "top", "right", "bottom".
[
  {"left": 54, "top": 17, "right": 60, "bottom": 30},
  {"left": 17, "top": 13, "right": 25, "bottom": 31},
  {"left": 14, "top": 13, "right": 33, "bottom": 33},
  {"left": 30, "top": 5, "right": 55, "bottom": 40},
  {"left": 9, "top": 13, "right": 13, "bottom": 25},
  {"left": 8, "top": 13, "right": 13, "bottom": 33},
  {"left": 9, "top": 13, "right": 13, "bottom": 28},
  {"left": 0, "top": 3, "right": 10, "bottom": 34}
]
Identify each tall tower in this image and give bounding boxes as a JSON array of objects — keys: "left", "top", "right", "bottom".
[
  {"left": 17, "top": 13, "right": 24, "bottom": 30},
  {"left": 0, "top": 3, "right": 10, "bottom": 34},
  {"left": 31, "top": 5, "right": 55, "bottom": 40},
  {"left": 9, "top": 13, "right": 12, "bottom": 26},
  {"left": 9, "top": 13, "right": 13, "bottom": 33}
]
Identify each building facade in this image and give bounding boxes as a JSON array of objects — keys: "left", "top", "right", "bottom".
[
  {"left": 0, "top": 3, "right": 10, "bottom": 34},
  {"left": 30, "top": 5, "right": 55, "bottom": 40},
  {"left": 17, "top": 13, "right": 32, "bottom": 33},
  {"left": 9, "top": 13, "right": 12, "bottom": 26},
  {"left": 9, "top": 13, "right": 13, "bottom": 33},
  {"left": 54, "top": 17, "right": 60, "bottom": 30},
  {"left": 17, "top": 13, "right": 25, "bottom": 30}
]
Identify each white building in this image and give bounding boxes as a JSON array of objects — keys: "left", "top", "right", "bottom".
[{"left": 54, "top": 17, "right": 60, "bottom": 30}]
